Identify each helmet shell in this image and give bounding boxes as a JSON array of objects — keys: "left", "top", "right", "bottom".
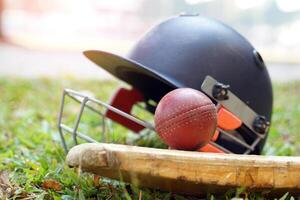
[{"left": 127, "top": 15, "right": 273, "bottom": 122}]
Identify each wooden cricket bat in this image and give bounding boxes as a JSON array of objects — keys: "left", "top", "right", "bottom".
[{"left": 66, "top": 143, "right": 300, "bottom": 196}]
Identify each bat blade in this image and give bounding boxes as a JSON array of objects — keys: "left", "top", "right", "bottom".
[{"left": 66, "top": 143, "right": 300, "bottom": 196}]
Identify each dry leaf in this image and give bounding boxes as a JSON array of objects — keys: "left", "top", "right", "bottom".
[
  {"left": 93, "top": 175, "right": 100, "bottom": 187},
  {"left": 0, "top": 171, "right": 12, "bottom": 199},
  {"left": 42, "top": 179, "right": 62, "bottom": 191}
]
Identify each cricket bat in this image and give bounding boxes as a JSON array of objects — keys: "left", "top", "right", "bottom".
[{"left": 66, "top": 143, "right": 300, "bottom": 196}]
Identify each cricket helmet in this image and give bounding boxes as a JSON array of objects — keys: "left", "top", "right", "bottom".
[{"left": 59, "top": 14, "right": 273, "bottom": 155}]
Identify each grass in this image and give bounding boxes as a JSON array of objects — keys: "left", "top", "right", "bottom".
[{"left": 0, "top": 78, "right": 299, "bottom": 199}]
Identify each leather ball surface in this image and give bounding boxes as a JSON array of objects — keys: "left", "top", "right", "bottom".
[{"left": 154, "top": 88, "right": 217, "bottom": 150}]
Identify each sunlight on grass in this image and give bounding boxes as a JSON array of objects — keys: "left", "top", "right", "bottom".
[{"left": 0, "top": 78, "right": 299, "bottom": 199}]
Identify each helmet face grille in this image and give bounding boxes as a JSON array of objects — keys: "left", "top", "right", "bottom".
[
  {"left": 58, "top": 76, "right": 269, "bottom": 155},
  {"left": 57, "top": 88, "right": 157, "bottom": 153}
]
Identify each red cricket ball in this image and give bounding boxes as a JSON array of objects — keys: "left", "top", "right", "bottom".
[{"left": 154, "top": 88, "right": 217, "bottom": 150}]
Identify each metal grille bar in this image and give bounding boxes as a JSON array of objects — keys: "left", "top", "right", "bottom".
[{"left": 58, "top": 88, "right": 155, "bottom": 152}]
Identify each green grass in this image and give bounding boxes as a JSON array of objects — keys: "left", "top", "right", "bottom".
[{"left": 0, "top": 78, "right": 299, "bottom": 199}]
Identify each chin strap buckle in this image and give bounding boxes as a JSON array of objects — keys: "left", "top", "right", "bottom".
[{"left": 198, "top": 75, "right": 270, "bottom": 154}]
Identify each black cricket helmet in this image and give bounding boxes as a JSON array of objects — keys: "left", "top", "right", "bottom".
[{"left": 58, "top": 14, "right": 272, "bottom": 154}]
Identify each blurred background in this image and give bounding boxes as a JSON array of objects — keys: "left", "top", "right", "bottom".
[{"left": 0, "top": 0, "right": 300, "bottom": 81}]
